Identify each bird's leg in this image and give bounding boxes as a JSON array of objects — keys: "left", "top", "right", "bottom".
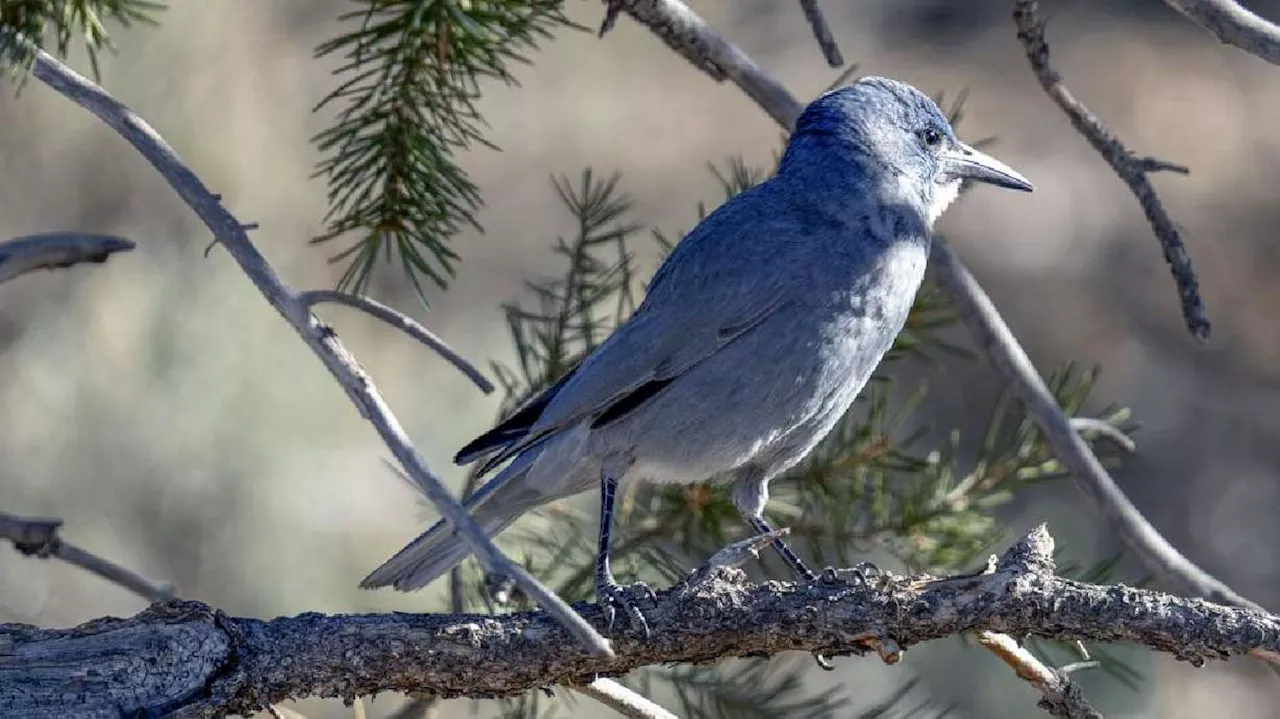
[
  {"left": 595, "top": 473, "right": 657, "bottom": 637},
  {"left": 731, "top": 472, "right": 816, "bottom": 581}
]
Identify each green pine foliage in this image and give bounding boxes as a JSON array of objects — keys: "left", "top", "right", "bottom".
[
  {"left": 311, "top": 0, "right": 580, "bottom": 299},
  {"left": 0, "top": 0, "right": 162, "bottom": 78}
]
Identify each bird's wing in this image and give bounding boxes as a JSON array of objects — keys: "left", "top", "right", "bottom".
[
  {"left": 457, "top": 182, "right": 800, "bottom": 478},
  {"left": 464, "top": 292, "right": 788, "bottom": 477},
  {"left": 453, "top": 364, "right": 580, "bottom": 466}
]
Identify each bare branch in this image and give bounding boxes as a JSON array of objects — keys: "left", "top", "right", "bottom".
[
  {"left": 1163, "top": 0, "right": 1280, "bottom": 65},
  {"left": 797, "top": 0, "right": 844, "bottom": 67},
  {"left": 18, "top": 38, "right": 612, "bottom": 658},
  {"left": 576, "top": 678, "right": 680, "bottom": 719},
  {"left": 975, "top": 631, "right": 1103, "bottom": 719},
  {"left": 1069, "top": 417, "right": 1136, "bottom": 453},
  {"left": 298, "top": 290, "right": 494, "bottom": 394},
  {"left": 1012, "top": 0, "right": 1210, "bottom": 341},
  {"left": 3, "top": 527, "right": 1278, "bottom": 717},
  {"left": 599, "top": 0, "right": 803, "bottom": 129},
  {"left": 931, "top": 238, "right": 1261, "bottom": 612},
  {"left": 0, "top": 232, "right": 134, "bottom": 284},
  {"left": 598, "top": 0, "right": 1266, "bottom": 621},
  {"left": 0, "top": 510, "right": 175, "bottom": 603}
]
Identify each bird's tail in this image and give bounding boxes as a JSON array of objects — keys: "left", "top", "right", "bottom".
[{"left": 360, "top": 455, "right": 547, "bottom": 592}]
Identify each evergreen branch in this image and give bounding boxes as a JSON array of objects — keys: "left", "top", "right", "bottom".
[
  {"left": 6, "top": 528, "right": 1279, "bottom": 716},
  {"left": 0, "top": 0, "right": 162, "bottom": 79},
  {"left": 312, "top": 0, "right": 578, "bottom": 299},
  {"left": 20, "top": 34, "right": 613, "bottom": 659}
]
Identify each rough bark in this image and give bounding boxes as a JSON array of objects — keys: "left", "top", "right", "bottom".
[{"left": 2, "top": 528, "right": 1276, "bottom": 718}]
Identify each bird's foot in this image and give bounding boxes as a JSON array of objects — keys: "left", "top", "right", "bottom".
[
  {"left": 820, "top": 561, "right": 883, "bottom": 587},
  {"left": 597, "top": 577, "right": 657, "bottom": 638}
]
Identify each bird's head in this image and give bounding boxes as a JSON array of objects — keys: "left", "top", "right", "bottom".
[{"left": 782, "top": 76, "right": 1032, "bottom": 225}]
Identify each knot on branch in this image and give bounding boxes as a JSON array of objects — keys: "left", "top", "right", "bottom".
[{"left": 996, "top": 523, "right": 1057, "bottom": 578}]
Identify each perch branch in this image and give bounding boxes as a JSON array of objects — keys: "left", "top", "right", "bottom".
[
  {"left": 2, "top": 527, "right": 1277, "bottom": 718},
  {"left": 600, "top": 0, "right": 1263, "bottom": 613},
  {"left": 1162, "top": 0, "right": 1280, "bottom": 64},
  {"left": 18, "top": 37, "right": 611, "bottom": 658},
  {"left": 0, "top": 510, "right": 175, "bottom": 603},
  {"left": 0, "top": 232, "right": 133, "bottom": 283},
  {"left": 298, "top": 290, "right": 494, "bottom": 394},
  {"left": 1013, "top": 0, "right": 1209, "bottom": 341}
]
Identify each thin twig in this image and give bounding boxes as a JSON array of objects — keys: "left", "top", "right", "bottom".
[
  {"left": 1162, "top": 0, "right": 1280, "bottom": 64},
  {"left": 298, "top": 290, "right": 493, "bottom": 394},
  {"left": 1069, "top": 417, "right": 1136, "bottom": 453},
  {"left": 576, "top": 678, "right": 680, "bottom": 719},
  {"left": 599, "top": 0, "right": 1266, "bottom": 615},
  {"left": 931, "top": 237, "right": 1261, "bottom": 612},
  {"left": 797, "top": 0, "right": 844, "bottom": 67},
  {"left": 975, "top": 631, "right": 1104, "bottom": 719},
  {"left": 0, "top": 232, "right": 134, "bottom": 284},
  {"left": 1012, "top": 0, "right": 1209, "bottom": 341},
  {"left": 0, "top": 510, "right": 175, "bottom": 603},
  {"left": 20, "top": 39, "right": 612, "bottom": 659}
]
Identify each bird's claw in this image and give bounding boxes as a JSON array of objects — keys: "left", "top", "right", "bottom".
[
  {"left": 597, "top": 578, "right": 655, "bottom": 638},
  {"left": 820, "top": 561, "right": 883, "bottom": 586}
]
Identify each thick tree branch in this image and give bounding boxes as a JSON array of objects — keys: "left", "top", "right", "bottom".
[
  {"left": 0, "top": 232, "right": 133, "bottom": 283},
  {"left": 1163, "top": 0, "right": 1280, "bottom": 64},
  {"left": 2, "top": 528, "right": 1277, "bottom": 718},
  {"left": 0, "top": 511, "right": 175, "bottom": 603},
  {"left": 298, "top": 289, "right": 494, "bottom": 394},
  {"left": 599, "top": 0, "right": 1264, "bottom": 617},
  {"left": 15, "top": 38, "right": 611, "bottom": 658},
  {"left": 1013, "top": 0, "right": 1209, "bottom": 341}
]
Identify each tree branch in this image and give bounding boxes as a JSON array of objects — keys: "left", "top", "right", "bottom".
[
  {"left": 599, "top": 0, "right": 1263, "bottom": 615},
  {"left": 599, "top": 0, "right": 803, "bottom": 129},
  {"left": 1012, "top": 0, "right": 1209, "bottom": 341},
  {"left": 15, "top": 37, "right": 612, "bottom": 658},
  {"left": 797, "top": 0, "right": 844, "bottom": 67},
  {"left": 3, "top": 527, "right": 1276, "bottom": 718},
  {"left": 576, "top": 678, "right": 680, "bottom": 719},
  {"left": 931, "top": 238, "right": 1261, "bottom": 612},
  {"left": 0, "top": 232, "right": 133, "bottom": 284},
  {"left": 975, "top": 630, "right": 1103, "bottom": 719},
  {"left": 297, "top": 290, "right": 494, "bottom": 394},
  {"left": 1162, "top": 0, "right": 1280, "bottom": 65},
  {"left": 0, "top": 510, "right": 176, "bottom": 603}
]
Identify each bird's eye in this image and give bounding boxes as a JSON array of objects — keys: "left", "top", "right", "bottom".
[{"left": 920, "top": 127, "right": 943, "bottom": 149}]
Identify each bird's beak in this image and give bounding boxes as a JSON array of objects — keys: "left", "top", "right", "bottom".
[{"left": 941, "top": 143, "right": 1034, "bottom": 192}]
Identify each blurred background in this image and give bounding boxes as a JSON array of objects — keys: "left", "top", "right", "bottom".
[{"left": 1, "top": 0, "right": 1278, "bottom": 716}]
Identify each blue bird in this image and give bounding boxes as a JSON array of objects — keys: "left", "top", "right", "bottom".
[{"left": 362, "top": 76, "right": 1032, "bottom": 632}]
